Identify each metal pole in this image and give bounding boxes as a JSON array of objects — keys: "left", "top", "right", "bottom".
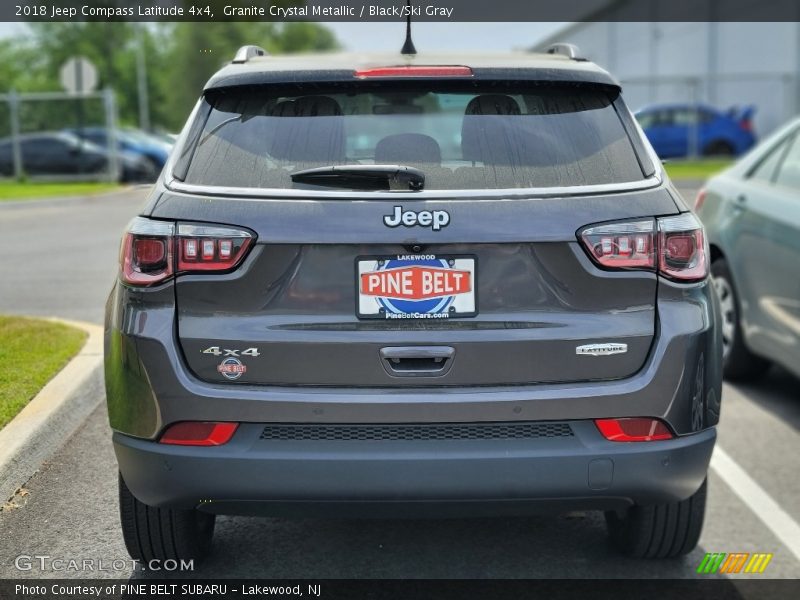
[
  {"left": 136, "top": 25, "right": 150, "bottom": 131},
  {"left": 105, "top": 87, "right": 120, "bottom": 183},
  {"left": 689, "top": 78, "right": 700, "bottom": 159},
  {"left": 707, "top": 22, "right": 718, "bottom": 106},
  {"left": 8, "top": 90, "right": 23, "bottom": 180},
  {"left": 76, "top": 60, "right": 85, "bottom": 176},
  {"left": 648, "top": 23, "right": 660, "bottom": 104},
  {"left": 796, "top": 21, "right": 800, "bottom": 117}
]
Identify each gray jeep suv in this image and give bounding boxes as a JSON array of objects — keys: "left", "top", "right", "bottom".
[{"left": 105, "top": 45, "right": 722, "bottom": 563}]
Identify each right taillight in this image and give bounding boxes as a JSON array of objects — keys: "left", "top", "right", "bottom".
[
  {"left": 579, "top": 213, "right": 708, "bottom": 282},
  {"left": 120, "top": 217, "right": 254, "bottom": 287},
  {"left": 658, "top": 213, "right": 708, "bottom": 281}
]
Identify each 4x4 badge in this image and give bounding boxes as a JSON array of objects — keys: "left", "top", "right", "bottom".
[{"left": 383, "top": 206, "right": 450, "bottom": 231}]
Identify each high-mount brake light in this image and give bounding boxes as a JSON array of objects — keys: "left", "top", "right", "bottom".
[
  {"left": 579, "top": 213, "right": 708, "bottom": 282},
  {"left": 355, "top": 66, "right": 473, "bottom": 78},
  {"left": 160, "top": 422, "right": 238, "bottom": 446},
  {"left": 120, "top": 218, "right": 254, "bottom": 286},
  {"left": 595, "top": 418, "right": 674, "bottom": 442}
]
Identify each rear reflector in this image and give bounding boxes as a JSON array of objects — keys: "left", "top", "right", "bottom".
[
  {"left": 355, "top": 66, "right": 473, "bottom": 78},
  {"left": 694, "top": 188, "right": 707, "bottom": 211},
  {"left": 595, "top": 418, "right": 674, "bottom": 442},
  {"left": 160, "top": 422, "right": 238, "bottom": 446}
]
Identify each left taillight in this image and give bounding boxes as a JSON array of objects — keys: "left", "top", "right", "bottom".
[
  {"left": 120, "top": 218, "right": 175, "bottom": 286},
  {"left": 578, "top": 213, "right": 708, "bottom": 283},
  {"left": 120, "top": 217, "right": 254, "bottom": 287}
]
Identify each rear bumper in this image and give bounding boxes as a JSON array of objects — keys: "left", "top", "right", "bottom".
[
  {"left": 104, "top": 276, "right": 723, "bottom": 440},
  {"left": 115, "top": 422, "right": 715, "bottom": 516}
]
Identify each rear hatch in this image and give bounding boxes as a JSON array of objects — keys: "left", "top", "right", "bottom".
[{"left": 162, "top": 77, "right": 676, "bottom": 387}]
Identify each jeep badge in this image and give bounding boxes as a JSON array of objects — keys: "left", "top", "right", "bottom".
[{"left": 383, "top": 206, "right": 450, "bottom": 231}]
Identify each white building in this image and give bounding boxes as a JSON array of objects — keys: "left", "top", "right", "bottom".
[{"left": 533, "top": 21, "right": 800, "bottom": 136}]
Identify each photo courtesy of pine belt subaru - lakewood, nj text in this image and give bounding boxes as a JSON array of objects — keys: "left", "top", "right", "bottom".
[{"left": 105, "top": 43, "right": 722, "bottom": 563}]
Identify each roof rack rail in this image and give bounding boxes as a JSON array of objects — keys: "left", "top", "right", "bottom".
[
  {"left": 232, "top": 45, "right": 268, "bottom": 64},
  {"left": 545, "top": 43, "right": 582, "bottom": 60}
]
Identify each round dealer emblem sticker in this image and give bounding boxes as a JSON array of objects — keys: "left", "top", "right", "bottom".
[{"left": 217, "top": 357, "right": 246, "bottom": 380}]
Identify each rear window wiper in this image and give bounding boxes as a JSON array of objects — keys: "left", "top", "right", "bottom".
[{"left": 290, "top": 164, "right": 425, "bottom": 191}]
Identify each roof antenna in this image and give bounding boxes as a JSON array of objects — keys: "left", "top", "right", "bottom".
[{"left": 401, "top": 0, "right": 417, "bottom": 55}]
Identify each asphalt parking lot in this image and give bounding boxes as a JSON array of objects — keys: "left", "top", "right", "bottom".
[{"left": 0, "top": 187, "right": 798, "bottom": 580}]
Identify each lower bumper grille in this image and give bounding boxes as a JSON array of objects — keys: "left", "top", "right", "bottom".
[{"left": 259, "top": 422, "right": 574, "bottom": 442}]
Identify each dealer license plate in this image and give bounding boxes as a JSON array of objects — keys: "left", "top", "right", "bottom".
[{"left": 356, "top": 255, "right": 477, "bottom": 319}]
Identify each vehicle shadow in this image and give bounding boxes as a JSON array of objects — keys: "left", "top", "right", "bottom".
[
  {"left": 728, "top": 366, "right": 800, "bottom": 432},
  {"left": 130, "top": 512, "right": 718, "bottom": 580}
]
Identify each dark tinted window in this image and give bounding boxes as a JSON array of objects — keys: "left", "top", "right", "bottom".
[
  {"left": 182, "top": 84, "right": 646, "bottom": 190},
  {"left": 22, "top": 138, "right": 66, "bottom": 159}
]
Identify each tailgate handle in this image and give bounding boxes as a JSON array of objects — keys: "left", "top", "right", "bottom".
[{"left": 380, "top": 346, "right": 455, "bottom": 377}]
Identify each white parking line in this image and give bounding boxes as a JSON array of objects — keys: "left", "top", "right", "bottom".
[{"left": 711, "top": 445, "right": 800, "bottom": 561}]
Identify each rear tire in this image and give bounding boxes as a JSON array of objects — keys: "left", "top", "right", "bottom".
[
  {"left": 703, "top": 140, "right": 734, "bottom": 157},
  {"left": 119, "top": 473, "right": 215, "bottom": 564},
  {"left": 711, "top": 259, "right": 770, "bottom": 381},
  {"left": 605, "top": 479, "right": 707, "bottom": 558}
]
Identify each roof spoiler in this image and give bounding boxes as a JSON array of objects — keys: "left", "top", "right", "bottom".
[{"left": 726, "top": 105, "right": 756, "bottom": 121}]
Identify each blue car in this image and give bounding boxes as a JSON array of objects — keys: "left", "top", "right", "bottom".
[
  {"left": 66, "top": 127, "right": 172, "bottom": 170},
  {"left": 635, "top": 104, "right": 756, "bottom": 159}
]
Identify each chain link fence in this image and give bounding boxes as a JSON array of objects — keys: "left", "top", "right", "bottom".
[{"left": 0, "top": 89, "right": 120, "bottom": 181}]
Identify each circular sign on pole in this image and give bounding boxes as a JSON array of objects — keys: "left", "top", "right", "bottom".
[{"left": 60, "top": 57, "right": 98, "bottom": 95}]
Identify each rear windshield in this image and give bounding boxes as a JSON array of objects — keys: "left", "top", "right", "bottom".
[{"left": 179, "top": 83, "right": 647, "bottom": 190}]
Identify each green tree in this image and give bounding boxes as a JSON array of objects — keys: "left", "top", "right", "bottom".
[
  {"left": 0, "top": 21, "right": 339, "bottom": 133},
  {"left": 161, "top": 22, "right": 339, "bottom": 130}
]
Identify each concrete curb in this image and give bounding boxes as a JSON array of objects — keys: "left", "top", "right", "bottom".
[{"left": 0, "top": 318, "right": 104, "bottom": 504}]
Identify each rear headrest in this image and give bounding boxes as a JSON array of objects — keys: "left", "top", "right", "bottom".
[
  {"left": 293, "top": 95, "right": 343, "bottom": 117},
  {"left": 268, "top": 95, "right": 345, "bottom": 163},
  {"left": 269, "top": 100, "right": 295, "bottom": 117},
  {"left": 374, "top": 133, "right": 441, "bottom": 165},
  {"left": 464, "top": 94, "right": 522, "bottom": 116},
  {"left": 461, "top": 94, "right": 523, "bottom": 164}
]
